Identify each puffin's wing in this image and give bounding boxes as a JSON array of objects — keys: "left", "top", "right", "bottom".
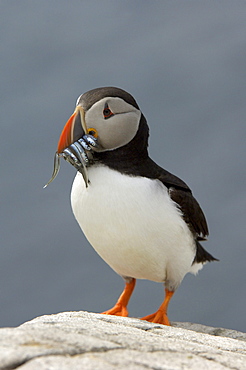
[
  {"left": 157, "top": 166, "right": 218, "bottom": 263},
  {"left": 156, "top": 166, "right": 209, "bottom": 239},
  {"left": 168, "top": 188, "right": 209, "bottom": 239}
]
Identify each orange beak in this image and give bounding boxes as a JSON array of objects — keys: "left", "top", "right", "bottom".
[{"left": 57, "top": 106, "right": 87, "bottom": 153}]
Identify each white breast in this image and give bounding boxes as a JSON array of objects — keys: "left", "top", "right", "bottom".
[{"left": 71, "top": 165, "right": 199, "bottom": 290}]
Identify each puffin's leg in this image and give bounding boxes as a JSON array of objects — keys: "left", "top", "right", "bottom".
[
  {"left": 101, "top": 278, "right": 136, "bottom": 317},
  {"left": 141, "top": 288, "right": 174, "bottom": 325}
]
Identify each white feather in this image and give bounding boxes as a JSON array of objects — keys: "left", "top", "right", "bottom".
[
  {"left": 71, "top": 165, "right": 203, "bottom": 291},
  {"left": 84, "top": 97, "right": 141, "bottom": 150}
]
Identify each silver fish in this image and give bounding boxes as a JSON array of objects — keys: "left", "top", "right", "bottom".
[
  {"left": 44, "top": 142, "right": 90, "bottom": 189},
  {"left": 43, "top": 152, "right": 62, "bottom": 188}
]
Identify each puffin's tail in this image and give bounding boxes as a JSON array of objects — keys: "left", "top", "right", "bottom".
[{"left": 193, "top": 241, "right": 219, "bottom": 264}]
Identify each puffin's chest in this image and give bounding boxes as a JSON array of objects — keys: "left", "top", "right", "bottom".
[
  {"left": 71, "top": 165, "right": 176, "bottom": 237},
  {"left": 70, "top": 165, "right": 195, "bottom": 282}
]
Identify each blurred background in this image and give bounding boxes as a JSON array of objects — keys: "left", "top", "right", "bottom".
[{"left": 1, "top": 1, "right": 245, "bottom": 332}]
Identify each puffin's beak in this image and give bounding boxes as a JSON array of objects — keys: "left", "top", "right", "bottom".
[
  {"left": 57, "top": 106, "right": 87, "bottom": 153},
  {"left": 43, "top": 106, "right": 89, "bottom": 189}
]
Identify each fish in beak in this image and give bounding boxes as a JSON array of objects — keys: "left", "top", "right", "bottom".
[{"left": 44, "top": 106, "right": 95, "bottom": 188}]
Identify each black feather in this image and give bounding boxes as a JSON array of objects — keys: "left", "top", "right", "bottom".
[{"left": 193, "top": 241, "right": 219, "bottom": 264}]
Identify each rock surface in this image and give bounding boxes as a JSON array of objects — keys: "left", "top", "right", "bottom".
[{"left": 0, "top": 311, "right": 245, "bottom": 369}]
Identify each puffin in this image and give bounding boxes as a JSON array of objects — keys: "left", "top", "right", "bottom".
[{"left": 47, "top": 86, "right": 217, "bottom": 325}]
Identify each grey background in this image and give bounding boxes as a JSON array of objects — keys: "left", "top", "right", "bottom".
[{"left": 1, "top": 1, "right": 245, "bottom": 332}]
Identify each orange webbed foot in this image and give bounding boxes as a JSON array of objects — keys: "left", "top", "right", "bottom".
[
  {"left": 141, "top": 310, "right": 170, "bottom": 325},
  {"left": 101, "top": 278, "right": 136, "bottom": 318},
  {"left": 101, "top": 303, "right": 128, "bottom": 317},
  {"left": 141, "top": 288, "right": 174, "bottom": 326}
]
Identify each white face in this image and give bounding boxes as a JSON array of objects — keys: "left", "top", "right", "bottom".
[{"left": 78, "top": 97, "right": 141, "bottom": 151}]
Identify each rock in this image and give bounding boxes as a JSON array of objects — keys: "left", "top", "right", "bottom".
[{"left": 0, "top": 311, "right": 245, "bottom": 369}]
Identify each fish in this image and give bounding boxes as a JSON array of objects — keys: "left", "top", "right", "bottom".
[{"left": 43, "top": 139, "right": 91, "bottom": 188}]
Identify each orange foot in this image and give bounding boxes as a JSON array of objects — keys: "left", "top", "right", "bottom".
[
  {"left": 101, "top": 302, "right": 128, "bottom": 317},
  {"left": 141, "top": 288, "right": 174, "bottom": 326},
  {"left": 101, "top": 278, "right": 136, "bottom": 317},
  {"left": 141, "top": 310, "right": 170, "bottom": 325}
]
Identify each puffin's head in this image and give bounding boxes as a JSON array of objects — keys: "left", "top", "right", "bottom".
[
  {"left": 44, "top": 87, "right": 147, "bottom": 188},
  {"left": 57, "top": 87, "right": 142, "bottom": 154}
]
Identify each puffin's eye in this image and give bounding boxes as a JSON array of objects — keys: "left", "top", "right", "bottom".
[{"left": 103, "top": 103, "right": 114, "bottom": 119}]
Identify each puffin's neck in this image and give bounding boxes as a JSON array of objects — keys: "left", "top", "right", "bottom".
[{"left": 93, "top": 114, "right": 150, "bottom": 175}]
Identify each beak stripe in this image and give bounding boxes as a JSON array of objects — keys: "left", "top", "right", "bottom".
[
  {"left": 57, "top": 106, "right": 87, "bottom": 153},
  {"left": 57, "top": 111, "right": 77, "bottom": 153}
]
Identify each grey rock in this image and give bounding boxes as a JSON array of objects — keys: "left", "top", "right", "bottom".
[{"left": 0, "top": 311, "right": 245, "bottom": 369}]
